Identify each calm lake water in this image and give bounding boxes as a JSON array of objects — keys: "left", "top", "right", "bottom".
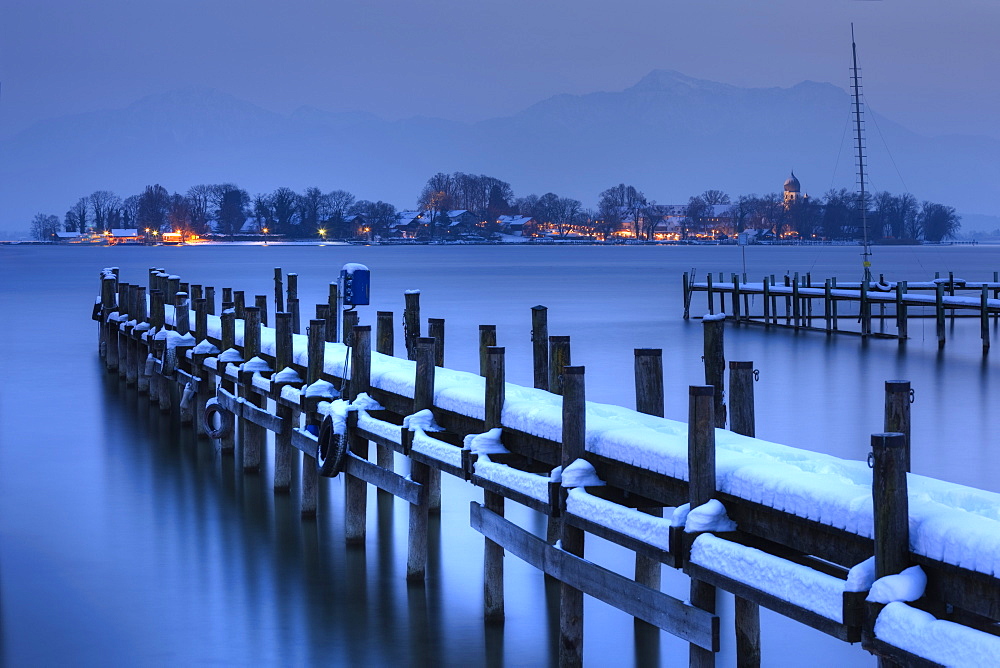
[{"left": 2, "top": 243, "right": 999, "bottom": 667}]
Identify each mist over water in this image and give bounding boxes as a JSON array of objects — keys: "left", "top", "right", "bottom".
[{"left": 3, "top": 243, "right": 998, "bottom": 666}]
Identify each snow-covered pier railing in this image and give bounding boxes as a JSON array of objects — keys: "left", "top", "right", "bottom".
[
  {"left": 97, "top": 266, "right": 1000, "bottom": 668},
  {"left": 684, "top": 269, "right": 1000, "bottom": 351}
]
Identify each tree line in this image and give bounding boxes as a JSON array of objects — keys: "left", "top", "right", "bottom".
[{"left": 31, "top": 172, "right": 961, "bottom": 243}]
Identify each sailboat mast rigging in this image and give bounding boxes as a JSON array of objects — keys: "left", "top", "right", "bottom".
[{"left": 852, "top": 23, "right": 873, "bottom": 283}]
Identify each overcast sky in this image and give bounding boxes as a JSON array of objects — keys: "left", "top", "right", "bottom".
[{"left": 2, "top": 0, "right": 998, "bottom": 140}]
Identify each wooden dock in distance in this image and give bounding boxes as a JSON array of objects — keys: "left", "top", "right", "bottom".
[
  {"left": 684, "top": 270, "right": 1000, "bottom": 352},
  {"left": 96, "top": 266, "right": 1000, "bottom": 667}
]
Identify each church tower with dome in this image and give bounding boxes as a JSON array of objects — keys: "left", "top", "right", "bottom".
[{"left": 783, "top": 171, "right": 807, "bottom": 207}]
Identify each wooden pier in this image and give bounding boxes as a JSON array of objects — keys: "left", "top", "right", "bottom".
[
  {"left": 97, "top": 266, "right": 1000, "bottom": 667},
  {"left": 684, "top": 271, "right": 1000, "bottom": 352}
]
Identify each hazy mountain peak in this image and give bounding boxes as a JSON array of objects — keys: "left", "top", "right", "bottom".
[{"left": 627, "top": 69, "right": 737, "bottom": 95}]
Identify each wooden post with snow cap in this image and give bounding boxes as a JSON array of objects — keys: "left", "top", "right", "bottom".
[
  {"left": 479, "top": 325, "right": 496, "bottom": 376},
  {"left": 428, "top": 318, "right": 445, "bottom": 367},
  {"left": 407, "top": 337, "right": 435, "bottom": 581},
  {"left": 301, "top": 318, "right": 326, "bottom": 518},
  {"left": 346, "top": 325, "right": 372, "bottom": 544},
  {"left": 134, "top": 286, "right": 149, "bottom": 393},
  {"left": 548, "top": 335, "right": 571, "bottom": 396},
  {"left": 218, "top": 305, "right": 238, "bottom": 454},
  {"left": 484, "top": 345, "right": 506, "bottom": 623},
  {"left": 273, "top": 267, "right": 284, "bottom": 314},
  {"left": 242, "top": 306, "right": 264, "bottom": 472},
  {"left": 531, "top": 306, "right": 549, "bottom": 389},
  {"left": 101, "top": 273, "right": 117, "bottom": 368},
  {"left": 883, "top": 381, "right": 911, "bottom": 473},
  {"left": 728, "top": 362, "right": 760, "bottom": 668},
  {"left": 403, "top": 290, "right": 420, "bottom": 360},
  {"left": 702, "top": 316, "right": 726, "bottom": 429},
  {"left": 375, "top": 312, "right": 395, "bottom": 483},
  {"left": 633, "top": 349, "right": 664, "bottom": 636},
  {"left": 327, "top": 283, "right": 340, "bottom": 343},
  {"left": 688, "top": 385, "right": 718, "bottom": 668},
  {"left": 174, "top": 292, "right": 190, "bottom": 336},
  {"left": 274, "top": 312, "right": 294, "bottom": 492},
  {"left": 559, "top": 365, "right": 586, "bottom": 668}
]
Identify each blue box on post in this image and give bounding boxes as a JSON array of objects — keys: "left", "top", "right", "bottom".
[{"left": 341, "top": 263, "right": 370, "bottom": 306}]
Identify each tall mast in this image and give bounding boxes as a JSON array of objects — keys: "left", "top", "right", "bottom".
[{"left": 852, "top": 23, "right": 872, "bottom": 282}]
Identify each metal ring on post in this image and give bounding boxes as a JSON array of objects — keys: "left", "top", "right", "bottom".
[
  {"left": 317, "top": 414, "right": 349, "bottom": 477},
  {"left": 204, "top": 402, "right": 234, "bottom": 439}
]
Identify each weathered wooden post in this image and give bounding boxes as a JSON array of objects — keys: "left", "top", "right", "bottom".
[
  {"left": 174, "top": 292, "right": 190, "bottom": 335},
  {"left": 302, "top": 318, "right": 326, "bottom": 517},
  {"left": 287, "top": 273, "right": 299, "bottom": 334},
  {"left": 135, "top": 286, "right": 149, "bottom": 393},
  {"left": 255, "top": 294, "right": 268, "bottom": 327},
  {"left": 935, "top": 283, "right": 946, "bottom": 348},
  {"left": 479, "top": 324, "right": 497, "bottom": 376},
  {"left": 194, "top": 298, "right": 208, "bottom": 342},
  {"left": 242, "top": 306, "right": 264, "bottom": 472},
  {"left": 532, "top": 306, "right": 549, "bottom": 389},
  {"left": 871, "top": 432, "right": 910, "bottom": 579},
  {"left": 560, "top": 366, "right": 587, "bottom": 668},
  {"left": 860, "top": 281, "right": 871, "bottom": 337},
  {"left": 205, "top": 286, "right": 216, "bottom": 315},
  {"left": 274, "top": 267, "right": 284, "bottom": 314},
  {"left": 375, "top": 311, "right": 395, "bottom": 482},
  {"left": 548, "top": 335, "right": 571, "bottom": 395},
  {"left": 706, "top": 273, "right": 714, "bottom": 315},
  {"left": 346, "top": 325, "right": 372, "bottom": 544},
  {"left": 428, "top": 318, "right": 445, "bottom": 367},
  {"left": 728, "top": 361, "right": 760, "bottom": 667},
  {"left": 783, "top": 275, "right": 791, "bottom": 325},
  {"left": 884, "top": 381, "right": 911, "bottom": 473},
  {"left": 683, "top": 273, "right": 692, "bottom": 320},
  {"left": 234, "top": 290, "right": 245, "bottom": 319},
  {"left": 404, "top": 290, "right": 421, "bottom": 360},
  {"left": 274, "top": 312, "right": 294, "bottom": 492},
  {"left": 342, "top": 309, "right": 359, "bottom": 347},
  {"left": 703, "top": 317, "right": 726, "bottom": 429},
  {"left": 981, "top": 286, "right": 990, "bottom": 354},
  {"left": 895, "top": 282, "right": 908, "bottom": 340},
  {"left": 770, "top": 275, "right": 779, "bottom": 325},
  {"left": 327, "top": 282, "right": 340, "bottom": 343},
  {"left": 101, "top": 273, "right": 118, "bottom": 367},
  {"left": 762, "top": 278, "right": 771, "bottom": 327},
  {"left": 792, "top": 279, "right": 801, "bottom": 329},
  {"left": 484, "top": 345, "right": 506, "bottom": 623},
  {"left": 831, "top": 277, "right": 839, "bottom": 331},
  {"left": 689, "top": 385, "right": 718, "bottom": 668},
  {"left": 407, "top": 337, "right": 435, "bottom": 581},
  {"left": 824, "top": 279, "right": 833, "bottom": 332},
  {"left": 731, "top": 274, "right": 741, "bottom": 323},
  {"left": 633, "top": 349, "right": 664, "bottom": 633}
]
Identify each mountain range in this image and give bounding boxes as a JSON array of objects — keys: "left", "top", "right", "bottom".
[{"left": 2, "top": 70, "right": 997, "bottom": 233}]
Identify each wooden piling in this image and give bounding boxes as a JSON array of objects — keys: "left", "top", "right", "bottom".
[
  {"left": 327, "top": 282, "right": 340, "bottom": 343},
  {"left": 428, "top": 318, "right": 445, "bottom": 367},
  {"left": 274, "top": 312, "right": 294, "bottom": 492},
  {"left": 792, "top": 280, "right": 801, "bottom": 329},
  {"left": 728, "top": 362, "right": 760, "bottom": 666},
  {"left": 884, "top": 381, "right": 911, "bottom": 473},
  {"left": 255, "top": 294, "right": 268, "bottom": 327},
  {"left": 531, "top": 306, "right": 549, "bottom": 389},
  {"left": 936, "top": 283, "right": 946, "bottom": 348},
  {"left": 762, "top": 278, "right": 771, "bottom": 327},
  {"left": 174, "top": 292, "right": 190, "bottom": 335},
  {"left": 559, "top": 366, "right": 587, "bottom": 668},
  {"left": 683, "top": 273, "right": 691, "bottom": 319},
  {"left": 871, "top": 433, "right": 910, "bottom": 579},
  {"left": 343, "top": 309, "right": 358, "bottom": 347},
  {"left": 135, "top": 287, "right": 148, "bottom": 393},
  {"left": 407, "top": 337, "right": 435, "bottom": 581},
  {"left": 404, "top": 291, "right": 421, "bottom": 360},
  {"left": 484, "top": 345, "right": 506, "bottom": 623},
  {"left": 731, "top": 274, "right": 741, "bottom": 323},
  {"left": 242, "top": 306, "right": 264, "bottom": 472},
  {"left": 222, "top": 287, "right": 232, "bottom": 306},
  {"left": 205, "top": 286, "right": 215, "bottom": 315},
  {"left": 346, "top": 325, "right": 372, "bottom": 544},
  {"left": 549, "top": 335, "right": 571, "bottom": 395},
  {"left": 375, "top": 312, "right": 395, "bottom": 482},
  {"left": 633, "top": 349, "right": 664, "bottom": 629},
  {"left": 479, "top": 325, "right": 497, "bottom": 376},
  {"left": 688, "top": 385, "right": 718, "bottom": 668},
  {"left": 287, "top": 273, "right": 299, "bottom": 334},
  {"left": 702, "top": 318, "right": 726, "bottom": 429},
  {"left": 824, "top": 279, "right": 833, "bottom": 332},
  {"left": 234, "top": 290, "right": 245, "bottom": 319},
  {"left": 860, "top": 281, "right": 871, "bottom": 337},
  {"left": 302, "top": 318, "right": 326, "bottom": 517},
  {"left": 770, "top": 276, "right": 778, "bottom": 325},
  {"left": 218, "top": 307, "right": 237, "bottom": 454},
  {"left": 981, "top": 286, "right": 990, "bottom": 354},
  {"left": 274, "top": 268, "right": 284, "bottom": 314},
  {"left": 706, "top": 274, "right": 714, "bottom": 315}
]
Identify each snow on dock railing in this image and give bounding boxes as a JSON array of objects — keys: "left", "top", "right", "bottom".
[{"left": 161, "top": 300, "right": 1000, "bottom": 580}]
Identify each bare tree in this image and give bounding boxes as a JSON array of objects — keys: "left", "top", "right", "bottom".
[
  {"left": 166, "top": 193, "right": 193, "bottom": 236},
  {"left": 299, "top": 187, "right": 330, "bottom": 234},
  {"left": 186, "top": 184, "right": 215, "bottom": 235},
  {"left": 418, "top": 173, "right": 455, "bottom": 238},
  {"left": 65, "top": 197, "right": 89, "bottom": 233},
  {"left": 137, "top": 185, "right": 170, "bottom": 232},
  {"left": 700, "top": 190, "right": 731, "bottom": 206},
  {"left": 89, "top": 191, "right": 121, "bottom": 232},
  {"left": 269, "top": 187, "right": 299, "bottom": 235},
  {"left": 32, "top": 213, "right": 61, "bottom": 240},
  {"left": 598, "top": 184, "right": 646, "bottom": 237}
]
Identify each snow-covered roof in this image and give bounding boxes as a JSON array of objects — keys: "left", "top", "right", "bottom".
[
  {"left": 55, "top": 231, "right": 81, "bottom": 238},
  {"left": 497, "top": 215, "right": 534, "bottom": 226},
  {"left": 110, "top": 228, "right": 139, "bottom": 237}
]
